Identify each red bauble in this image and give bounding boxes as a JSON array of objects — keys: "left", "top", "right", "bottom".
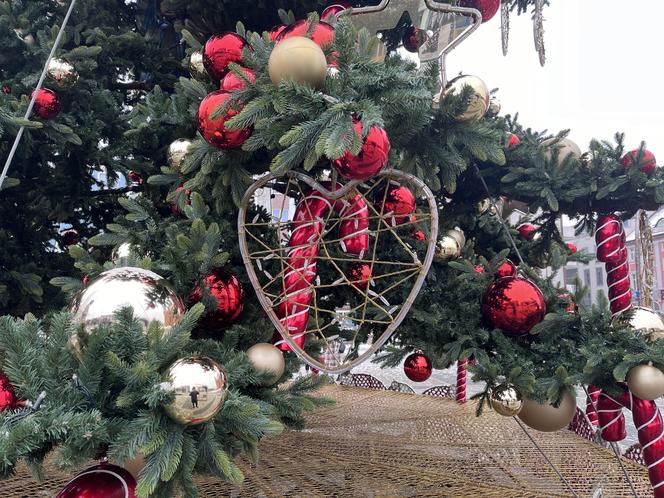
[
  {"left": 474, "top": 265, "right": 485, "bottom": 274},
  {"left": 190, "top": 269, "right": 245, "bottom": 327},
  {"left": 481, "top": 276, "right": 546, "bottom": 336},
  {"left": 411, "top": 226, "right": 426, "bottom": 241},
  {"left": 517, "top": 223, "right": 537, "bottom": 241},
  {"left": 506, "top": 133, "right": 520, "bottom": 150},
  {"left": 494, "top": 260, "right": 517, "bottom": 279},
  {"left": 376, "top": 184, "right": 415, "bottom": 224},
  {"left": 459, "top": 0, "right": 501, "bottom": 22},
  {"left": 559, "top": 293, "right": 578, "bottom": 313},
  {"left": 2, "top": 85, "right": 10, "bottom": 94},
  {"left": 56, "top": 463, "right": 137, "bottom": 498},
  {"left": 128, "top": 171, "right": 143, "bottom": 184},
  {"left": 0, "top": 371, "right": 17, "bottom": 411},
  {"left": 203, "top": 32, "right": 249, "bottom": 80},
  {"left": 31, "top": 88, "right": 61, "bottom": 119},
  {"left": 276, "top": 19, "right": 335, "bottom": 48},
  {"left": 595, "top": 214, "right": 624, "bottom": 264},
  {"left": 402, "top": 26, "right": 428, "bottom": 53},
  {"left": 621, "top": 149, "right": 657, "bottom": 174},
  {"left": 331, "top": 120, "right": 390, "bottom": 180},
  {"left": 566, "top": 242, "right": 577, "bottom": 253},
  {"left": 268, "top": 25, "right": 286, "bottom": 40},
  {"left": 82, "top": 275, "right": 90, "bottom": 286},
  {"left": 403, "top": 352, "right": 432, "bottom": 382},
  {"left": 197, "top": 90, "right": 251, "bottom": 149},
  {"left": 321, "top": 2, "right": 351, "bottom": 22},
  {"left": 220, "top": 67, "right": 256, "bottom": 92},
  {"left": 61, "top": 229, "right": 79, "bottom": 246},
  {"left": 348, "top": 262, "right": 371, "bottom": 289}
]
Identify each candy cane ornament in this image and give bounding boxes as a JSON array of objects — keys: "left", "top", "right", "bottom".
[
  {"left": 585, "top": 384, "right": 600, "bottom": 428},
  {"left": 456, "top": 358, "right": 467, "bottom": 404},
  {"left": 595, "top": 214, "right": 632, "bottom": 316}
]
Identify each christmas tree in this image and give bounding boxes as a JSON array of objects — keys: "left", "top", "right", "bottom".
[{"left": 3, "top": 0, "right": 664, "bottom": 496}]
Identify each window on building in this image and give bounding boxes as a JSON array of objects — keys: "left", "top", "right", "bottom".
[
  {"left": 629, "top": 247, "right": 636, "bottom": 261},
  {"left": 584, "top": 269, "right": 591, "bottom": 287},
  {"left": 596, "top": 267, "right": 604, "bottom": 286},
  {"left": 564, "top": 268, "right": 578, "bottom": 284}
]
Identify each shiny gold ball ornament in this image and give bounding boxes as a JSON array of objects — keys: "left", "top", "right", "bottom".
[
  {"left": 434, "top": 235, "right": 461, "bottom": 262},
  {"left": 268, "top": 36, "right": 327, "bottom": 89},
  {"left": 246, "top": 343, "right": 286, "bottom": 386},
  {"left": 542, "top": 137, "right": 582, "bottom": 166},
  {"left": 626, "top": 363, "right": 664, "bottom": 400},
  {"left": 167, "top": 138, "right": 192, "bottom": 171},
  {"left": 489, "top": 384, "right": 523, "bottom": 417},
  {"left": 46, "top": 58, "right": 78, "bottom": 90},
  {"left": 188, "top": 50, "right": 207, "bottom": 79},
  {"left": 70, "top": 267, "right": 186, "bottom": 336},
  {"left": 441, "top": 75, "right": 490, "bottom": 122},
  {"left": 445, "top": 228, "right": 466, "bottom": 250},
  {"left": 517, "top": 391, "right": 576, "bottom": 432},
  {"left": 164, "top": 356, "right": 228, "bottom": 425},
  {"left": 617, "top": 306, "right": 664, "bottom": 342},
  {"left": 111, "top": 242, "right": 136, "bottom": 264}
]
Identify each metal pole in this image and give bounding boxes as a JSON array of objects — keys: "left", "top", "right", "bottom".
[{"left": 634, "top": 210, "right": 642, "bottom": 306}]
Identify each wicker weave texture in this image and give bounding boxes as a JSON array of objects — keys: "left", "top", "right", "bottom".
[{"left": 1, "top": 385, "right": 653, "bottom": 497}]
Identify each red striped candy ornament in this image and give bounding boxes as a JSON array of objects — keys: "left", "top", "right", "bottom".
[{"left": 595, "top": 214, "right": 624, "bottom": 264}]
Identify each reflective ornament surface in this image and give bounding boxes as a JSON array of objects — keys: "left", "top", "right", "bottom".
[
  {"left": 189, "top": 269, "right": 245, "bottom": 329},
  {"left": 517, "top": 391, "right": 576, "bottom": 432},
  {"left": 31, "top": 88, "right": 61, "bottom": 119},
  {"left": 403, "top": 352, "right": 432, "bottom": 382},
  {"left": 348, "top": 262, "right": 372, "bottom": 290},
  {"left": 188, "top": 50, "right": 207, "bottom": 79},
  {"left": 441, "top": 75, "right": 489, "bottom": 122},
  {"left": 460, "top": 0, "right": 501, "bottom": 22},
  {"left": 331, "top": 119, "right": 390, "bottom": 180},
  {"left": 46, "top": 58, "right": 78, "bottom": 90},
  {"left": 203, "top": 32, "right": 248, "bottom": 80},
  {"left": 490, "top": 384, "right": 523, "bottom": 417},
  {"left": 506, "top": 133, "right": 520, "bottom": 150},
  {"left": 481, "top": 276, "right": 545, "bottom": 336},
  {"left": 375, "top": 184, "right": 416, "bottom": 224},
  {"left": 494, "top": 260, "right": 517, "bottom": 278},
  {"left": 542, "top": 137, "right": 582, "bottom": 166},
  {"left": 220, "top": 67, "right": 256, "bottom": 92},
  {"left": 517, "top": 223, "right": 537, "bottom": 240},
  {"left": 268, "top": 36, "right": 327, "bottom": 89},
  {"left": 164, "top": 356, "right": 227, "bottom": 425},
  {"left": 197, "top": 90, "right": 251, "bottom": 149},
  {"left": 276, "top": 20, "right": 335, "bottom": 49},
  {"left": 167, "top": 138, "right": 192, "bottom": 171},
  {"left": 445, "top": 228, "right": 466, "bottom": 250},
  {"left": 321, "top": 2, "right": 351, "bottom": 22},
  {"left": 55, "top": 463, "right": 137, "bottom": 498},
  {"left": 246, "top": 343, "right": 285, "bottom": 386},
  {"left": 619, "top": 306, "right": 664, "bottom": 342},
  {"left": 61, "top": 229, "right": 79, "bottom": 247},
  {"left": 111, "top": 242, "right": 136, "bottom": 264},
  {"left": 486, "top": 97, "right": 501, "bottom": 117},
  {"left": 402, "top": 26, "right": 428, "bottom": 53},
  {"left": 0, "top": 370, "right": 17, "bottom": 411},
  {"left": 434, "top": 235, "right": 460, "bottom": 262},
  {"left": 621, "top": 148, "right": 657, "bottom": 175},
  {"left": 70, "top": 267, "right": 185, "bottom": 335},
  {"left": 626, "top": 364, "right": 664, "bottom": 401}
]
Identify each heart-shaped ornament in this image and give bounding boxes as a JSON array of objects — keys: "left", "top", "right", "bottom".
[{"left": 238, "top": 169, "right": 438, "bottom": 373}]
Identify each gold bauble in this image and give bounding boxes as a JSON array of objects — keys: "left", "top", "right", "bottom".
[
  {"left": 542, "top": 137, "right": 582, "bottom": 166},
  {"left": 441, "top": 75, "right": 490, "bottom": 122},
  {"left": 164, "top": 356, "right": 228, "bottom": 425},
  {"left": 167, "top": 138, "right": 192, "bottom": 171},
  {"left": 517, "top": 391, "right": 576, "bottom": 432},
  {"left": 626, "top": 363, "right": 664, "bottom": 400},
  {"left": 445, "top": 228, "right": 466, "bottom": 250},
  {"left": 46, "top": 58, "right": 78, "bottom": 90},
  {"left": 111, "top": 242, "right": 136, "bottom": 264},
  {"left": 189, "top": 50, "right": 207, "bottom": 79},
  {"left": 489, "top": 384, "right": 523, "bottom": 417},
  {"left": 486, "top": 97, "right": 501, "bottom": 117},
  {"left": 616, "top": 306, "right": 664, "bottom": 342},
  {"left": 268, "top": 36, "right": 327, "bottom": 89},
  {"left": 434, "top": 235, "right": 460, "bottom": 262},
  {"left": 246, "top": 343, "right": 286, "bottom": 386}
]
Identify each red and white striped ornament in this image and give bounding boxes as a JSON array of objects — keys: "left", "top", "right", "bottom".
[
  {"left": 595, "top": 214, "right": 632, "bottom": 316},
  {"left": 456, "top": 358, "right": 467, "bottom": 404},
  {"left": 585, "top": 384, "right": 600, "bottom": 428}
]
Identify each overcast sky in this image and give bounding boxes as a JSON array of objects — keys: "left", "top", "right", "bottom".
[{"left": 445, "top": 0, "right": 664, "bottom": 155}]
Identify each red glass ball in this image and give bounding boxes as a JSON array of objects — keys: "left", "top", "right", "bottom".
[
  {"left": 507, "top": 133, "right": 520, "bottom": 150},
  {"left": 2, "top": 85, "right": 10, "bottom": 94},
  {"left": 621, "top": 149, "right": 657, "bottom": 174},
  {"left": 566, "top": 242, "right": 577, "bottom": 253},
  {"left": 332, "top": 120, "right": 390, "bottom": 180},
  {"left": 31, "top": 88, "right": 61, "bottom": 119},
  {"left": 411, "top": 226, "right": 426, "bottom": 241},
  {"left": 268, "top": 25, "right": 286, "bottom": 40},
  {"left": 190, "top": 269, "right": 245, "bottom": 328},
  {"left": 197, "top": 90, "right": 251, "bottom": 149},
  {"left": 348, "top": 262, "right": 371, "bottom": 289},
  {"left": 82, "top": 275, "right": 90, "bottom": 286},
  {"left": 203, "top": 32, "right": 248, "bottom": 80},
  {"left": 403, "top": 352, "right": 432, "bottom": 382},
  {"left": 376, "top": 184, "right": 415, "bottom": 224},
  {"left": 272, "top": 329, "right": 306, "bottom": 352},
  {"left": 517, "top": 223, "right": 537, "bottom": 241},
  {"left": 482, "top": 276, "right": 546, "bottom": 336},
  {"left": 402, "top": 26, "right": 427, "bottom": 53},
  {"left": 220, "top": 67, "right": 256, "bottom": 92},
  {"left": 321, "top": 2, "right": 351, "bottom": 22},
  {"left": 128, "top": 171, "right": 143, "bottom": 184},
  {"left": 474, "top": 265, "right": 485, "bottom": 274},
  {"left": 0, "top": 371, "right": 17, "bottom": 411},
  {"left": 276, "top": 19, "right": 335, "bottom": 49},
  {"left": 494, "top": 260, "right": 517, "bottom": 279},
  {"left": 559, "top": 293, "right": 577, "bottom": 313},
  {"left": 459, "top": 0, "right": 501, "bottom": 22},
  {"left": 56, "top": 463, "right": 137, "bottom": 498},
  {"left": 61, "top": 229, "right": 79, "bottom": 246}
]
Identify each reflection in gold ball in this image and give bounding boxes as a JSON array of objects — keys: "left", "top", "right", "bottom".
[
  {"left": 626, "top": 363, "right": 664, "bottom": 400},
  {"left": 616, "top": 306, "right": 664, "bottom": 342},
  {"left": 489, "top": 384, "right": 523, "bottom": 417},
  {"left": 189, "top": 50, "right": 207, "bottom": 79},
  {"left": 517, "top": 391, "right": 576, "bottom": 432},
  {"left": 486, "top": 97, "right": 501, "bottom": 117},
  {"left": 164, "top": 356, "right": 228, "bottom": 425},
  {"left": 268, "top": 36, "right": 327, "bottom": 89},
  {"left": 445, "top": 228, "right": 466, "bottom": 250},
  {"left": 434, "top": 236, "right": 460, "bottom": 262},
  {"left": 111, "top": 242, "right": 136, "bottom": 264},
  {"left": 46, "top": 58, "right": 78, "bottom": 90},
  {"left": 246, "top": 343, "right": 286, "bottom": 386},
  {"left": 542, "top": 137, "right": 582, "bottom": 166},
  {"left": 167, "top": 138, "right": 192, "bottom": 171},
  {"left": 441, "top": 75, "right": 490, "bottom": 122}
]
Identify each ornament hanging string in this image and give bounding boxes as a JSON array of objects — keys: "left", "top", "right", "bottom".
[{"left": 0, "top": 0, "right": 78, "bottom": 192}]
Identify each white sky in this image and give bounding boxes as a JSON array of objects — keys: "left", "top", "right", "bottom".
[{"left": 446, "top": 0, "right": 664, "bottom": 154}]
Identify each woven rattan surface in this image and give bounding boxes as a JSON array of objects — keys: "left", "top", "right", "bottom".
[{"left": 1, "top": 384, "right": 653, "bottom": 497}]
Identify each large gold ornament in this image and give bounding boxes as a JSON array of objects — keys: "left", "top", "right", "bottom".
[
  {"left": 617, "top": 306, "right": 664, "bottom": 342},
  {"left": 268, "top": 36, "right": 327, "bottom": 89},
  {"left": 434, "top": 235, "right": 460, "bottom": 262},
  {"left": 489, "top": 384, "right": 523, "bottom": 417},
  {"left": 167, "top": 139, "right": 192, "bottom": 171},
  {"left": 111, "top": 242, "right": 135, "bottom": 264},
  {"left": 246, "top": 343, "right": 286, "bottom": 386},
  {"left": 445, "top": 227, "right": 466, "bottom": 250},
  {"left": 188, "top": 50, "right": 207, "bottom": 79},
  {"left": 517, "top": 391, "right": 576, "bottom": 432},
  {"left": 626, "top": 363, "right": 664, "bottom": 400},
  {"left": 164, "top": 356, "right": 228, "bottom": 425},
  {"left": 438, "top": 75, "right": 490, "bottom": 122},
  {"left": 542, "top": 137, "right": 582, "bottom": 166},
  {"left": 70, "top": 267, "right": 186, "bottom": 336},
  {"left": 46, "top": 58, "right": 78, "bottom": 90}
]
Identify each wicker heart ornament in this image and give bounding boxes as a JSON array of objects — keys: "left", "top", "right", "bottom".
[{"left": 238, "top": 169, "right": 438, "bottom": 373}]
